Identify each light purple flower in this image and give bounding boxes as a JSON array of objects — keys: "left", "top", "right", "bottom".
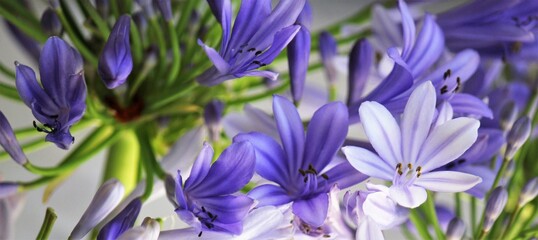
[
  {"left": 197, "top": 0, "right": 305, "bottom": 86},
  {"left": 235, "top": 95, "right": 367, "bottom": 227},
  {"left": 343, "top": 81, "right": 481, "bottom": 208}
]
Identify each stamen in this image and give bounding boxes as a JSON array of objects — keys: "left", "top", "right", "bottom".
[
  {"left": 299, "top": 169, "right": 306, "bottom": 176},
  {"left": 308, "top": 164, "right": 318, "bottom": 175},
  {"left": 255, "top": 50, "right": 262, "bottom": 56},
  {"left": 247, "top": 48, "right": 256, "bottom": 52},
  {"left": 454, "top": 77, "right": 461, "bottom": 92},
  {"left": 321, "top": 174, "right": 329, "bottom": 180},
  {"left": 440, "top": 85, "right": 448, "bottom": 94},
  {"left": 407, "top": 163, "right": 413, "bottom": 169},
  {"left": 198, "top": 231, "right": 203, "bottom": 237},
  {"left": 443, "top": 69, "right": 451, "bottom": 80},
  {"left": 396, "top": 163, "right": 403, "bottom": 175}
]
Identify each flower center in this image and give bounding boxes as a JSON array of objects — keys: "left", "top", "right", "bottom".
[{"left": 394, "top": 163, "right": 422, "bottom": 186}]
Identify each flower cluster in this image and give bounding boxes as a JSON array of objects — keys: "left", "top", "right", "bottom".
[{"left": 0, "top": 0, "right": 537, "bottom": 239}]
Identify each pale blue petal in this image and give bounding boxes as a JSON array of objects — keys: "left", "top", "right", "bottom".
[
  {"left": 342, "top": 146, "right": 393, "bottom": 181},
  {"left": 414, "top": 171, "right": 482, "bottom": 192},
  {"left": 389, "top": 184, "right": 427, "bottom": 208}
]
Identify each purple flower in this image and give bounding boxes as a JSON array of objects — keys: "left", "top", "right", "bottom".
[
  {"left": 287, "top": 28, "right": 310, "bottom": 104},
  {"left": 155, "top": 0, "right": 172, "bottom": 21},
  {"left": 234, "top": 95, "right": 366, "bottom": 227},
  {"left": 203, "top": 100, "right": 225, "bottom": 142},
  {"left": 40, "top": 8, "right": 62, "bottom": 36},
  {"left": 319, "top": 31, "right": 338, "bottom": 84},
  {"left": 343, "top": 81, "right": 481, "bottom": 208},
  {"left": 97, "top": 198, "right": 142, "bottom": 240},
  {"left": 197, "top": 0, "right": 305, "bottom": 86},
  {"left": 98, "top": 15, "right": 133, "bottom": 89},
  {"left": 347, "top": 38, "right": 373, "bottom": 106},
  {"left": 173, "top": 141, "right": 256, "bottom": 235},
  {"left": 15, "top": 36, "right": 86, "bottom": 150}
]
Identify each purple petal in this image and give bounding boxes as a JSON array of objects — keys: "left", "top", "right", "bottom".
[
  {"left": 357, "top": 219, "right": 384, "bottom": 240},
  {"left": 187, "top": 141, "right": 255, "bottom": 198},
  {"left": 184, "top": 143, "right": 214, "bottom": 190},
  {"left": 287, "top": 27, "right": 311, "bottom": 103},
  {"left": 227, "top": 0, "right": 271, "bottom": 55},
  {"left": 272, "top": 95, "right": 305, "bottom": 177},
  {"left": 292, "top": 193, "right": 329, "bottom": 227},
  {"left": 458, "top": 165, "right": 495, "bottom": 198},
  {"left": 248, "top": 184, "right": 293, "bottom": 207},
  {"left": 449, "top": 93, "right": 493, "bottom": 119},
  {"left": 406, "top": 14, "right": 444, "bottom": 77},
  {"left": 206, "top": 0, "right": 232, "bottom": 52},
  {"left": 14, "top": 63, "right": 57, "bottom": 124},
  {"left": 363, "top": 191, "right": 409, "bottom": 229},
  {"left": 196, "top": 195, "right": 254, "bottom": 225},
  {"left": 234, "top": 70, "right": 278, "bottom": 80},
  {"left": 389, "top": 184, "right": 427, "bottom": 208},
  {"left": 444, "top": 24, "right": 534, "bottom": 43},
  {"left": 252, "top": 25, "right": 301, "bottom": 66},
  {"left": 359, "top": 101, "right": 402, "bottom": 167},
  {"left": 233, "top": 132, "right": 290, "bottom": 187},
  {"left": 342, "top": 146, "right": 393, "bottom": 181},
  {"left": 401, "top": 81, "right": 436, "bottom": 166},
  {"left": 322, "top": 160, "right": 368, "bottom": 189},
  {"left": 304, "top": 101, "right": 348, "bottom": 171},
  {"left": 433, "top": 101, "right": 454, "bottom": 128},
  {"left": 347, "top": 39, "right": 373, "bottom": 106},
  {"left": 398, "top": 0, "right": 415, "bottom": 59},
  {"left": 198, "top": 40, "right": 230, "bottom": 74},
  {"left": 319, "top": 31, "right": 338, "bottom": 83},
  {"left": 0, "top": 111, "right": 28, "bottom": 165},
  {"left": 417, "top": 49, "right": 480, "bottom": 88},
  {"left": 417, "top": 118, "right": 480, "bottom": 172},
  {"left": 371, "top": 4, "right": 402, "bottom": 51},
  {"left": 247, "top": 0, "right": 306, "bottom": 51},
  {"left": 414, "top": 171, "right": 482, "bottom": 192}
]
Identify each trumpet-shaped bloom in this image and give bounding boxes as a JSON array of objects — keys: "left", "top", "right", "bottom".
[
  {"left": 235, "top": 95, "right": 367, "bottom": 227},
  {"left": 15, "top": 36, "right": 86, "bottom": 150},
  {"left": 197, "top": 0, "right": 305, "bottom": 86},
  {"left": 343, "top": 81, "right": 482, "bottom": 208},
  {"left": 173, "top": 141, "right": 256, "bottom": 235},
  {"left": 98, "top": 15, "right": 132, "bottom": 89}
]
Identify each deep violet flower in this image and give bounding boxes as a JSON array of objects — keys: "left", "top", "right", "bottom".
[
  {"left": 173, "top": 141, "right": 256, "bottom": 235},
  {"left": 347, "top": 38, "right": 373, "bottom": 107},
  {"left": 97, "top": 198, "right": 142, "bottom": 240},
  {"left": 0, "top": 111, "right": 28, "bottom": 165},
  {"left": 343, "top": 81, "right": 482, "bottom": 208},
  {"left": 15, "top": 36, "right": 86, "bottom": 150},
  {"left": 98, "top": 15, "right": 133, "bottom": 89},
  {"left": 234, "top": 95, "right": 367, "bottom": 227},
  {"left": 197, "top": 0, "right": 305, "bottom": 86},
  {"left": 287, "top": 2, "right": 311, "bottom": 104}
]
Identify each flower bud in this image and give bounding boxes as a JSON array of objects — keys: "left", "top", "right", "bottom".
[
  {"left": 40, "top": 8, "right": 62, "bottom": 36},
  {"left": 446, "top": 217, "right": 465, "bottom": 240},
  {"left": 117, "top": 217, "right": 160, "bottom": 240},
  {"left": 0, "top": 111, "right": 28, "bottom": 165},
  {"left": 0, "top": 182, "right": 19, "bottom": 199},
  {"left": 287, "top": 27, "right": 310, "bottom": 104},
  {"left": 347, "top": 38, "right": 373, "bottom": 106},
  {"left": 96, "top": 0, "right": 109, "bottom": 18},
  {"left": 155, "top": 0, "right": 172, "bottom": 21},
  {"left": 97, "top": 198, "right": 142, "bottom": 240},
  {"left": 483, "top": 186, "right": 508, "bottom": 232},
  {"left": 70, "top": 179, "right": 124, "bottom": 240},
  {"left": 98, "top": 15, "right": 133, "bottom": 89},
  {"left": 164, "top": 174, "right": 178, "bottom": 208},
  {"left": 499, "top": 101, "right": 518, "bottom": 131},
  {"left": 519, "top": 177, "right": 538, "bottom": 207},
  {"left": 319, "top": 31, "right": 338, "bottom": 84},
  {"left": 203, "top": 100, "right": 224, "bottom": 142},
  {"left": 133, "top": 11, "right": 148, "bottom": 34},
  {"left": 505, "top": 116, "right": 531, "bottom": 159},
  {"left": 135, "top": 0, "right": 155, "bottom": 18}
]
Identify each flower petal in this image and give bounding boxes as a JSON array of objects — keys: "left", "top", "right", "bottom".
[
  {"left": 184, "top": 142, "right": 214, "bottom": 190},
  {"left": 195, "top": 195, "right": 254, "bottom": 225},
  {"left": 198, "top": 40, "right": 230, "bottom": 74},
  {"left": 292, "top": 193, "right": 329, "bottom": 227},
  {"left": 389, "top": 184, "right": 427, "bottom": 208},
  {"left": 417, "top": 118, "right": 480, "bottom": 172},
  {"left": 14, "top": 63, "right": 58, "bottom": 123},
  {"left": 401, "top": 81, "right": 436, "bottom": 166},
  {"left": 254, "top": 25, "right": 301, "bottom": 66},
  {"left": 359, "top": 101, "right": 402, "bottom": 167},
  {"left": 227, "top": 0, "right": 271, "bottom": 55},
  {"left": 406, "top": 14, "right": 444, "bottom": 77},
  {"left": 187, "top": 141, "right": 255, "bottom": 197},
  {"left": 288, "top": 27, "right": 311, "bottom": 103},
  {"left": 304, "top": 101, "right": 348, "bottom": 171},
  {"left": 322, "top": 160, "right": 369, "bottom": 189},
  {"left": 449, "top": 93, "right": 493, "bottom": 119},
  {"left": 342, "top": 146, "right": 393, "bottom": 181},
  {"left": 414, "top": 171, "right": 482, "bottom": 192},
  {"left": 398, "top": 0, "right": 415, "bottom": 59},
  {"left": 248, "top": 184, "right": 292, "bottom": 207},
  {"left": 356, "top": 217, "right": 385, "bottom": 240},
  {"left": 363, "top": 191, "right": 408, "bottom": 229},
  {"left": 272, "top": 95, "right": 305, "bottom": 177},
  {"left": 347, "top": 38, "right": 373, "bottom": 106}
]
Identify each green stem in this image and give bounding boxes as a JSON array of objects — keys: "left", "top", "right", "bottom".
[
  {"left": 55, "top": 6, "right": 98, "bottom": 66},
  {"left": 166, "top": 21, "right": 181, "bottom": 85},
  {"left": 0, "top": 62, "right": 16, "bottom": 79},
  {"left": 19, "top": 176, "right": 55, "bottom": 190},
  {"left": 0, "top": 5, "right": 47, "bottom": 42},
  {"left": 489, "top": 157, "right": 510, "bottom": 197},
  {"left": 148, "top": 17, "right": 168, "bottom": 76},
  {"left": 0, "top": 82, "right": 21, "bottom": 102},
  {"left": 23, "top": 126, "right": 118, "bottom": 176},
  {"left": 145, "top": 82, "right": 198, "bottom": 113},
  {"left": 130, "top": 18, "right": 144, "bottom": 66},
  {"left": 501, "top": 206, "right": 521, "bottom": 239},
  {"left": 409, "top": 209, "right": 433, "bottom": 240},
  {"left": 471, "top": 197, "right": 478, "bottom": 235},
  {"left": 328, "top": 83, "right": 337, "bottom": 102},
  {"left": 136, "top": 129, "right": 166, "bottom": 180},
  {"left": 424, "top": 192, "right": 445, "bottom": 240},
  {"left": 455, "top": 193, "right": 462, "bottom": 218},
  {"left": 102, "top": 129, "right": 140, "bottom": 195},
  {"left": 77, "top": 0, "right": 110, "bottom": 38},
  {"left": 36, "top": 208, "right": 57, "bottom": 240}
]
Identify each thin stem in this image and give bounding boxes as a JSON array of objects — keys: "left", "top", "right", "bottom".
[
  {"left": 455, "top": 193, "right": 462, "bottom": 218},
  {"left": 471, "top": 197, "right": 478, "bottom": 235},
  {"left": 0, "top": 62, "right": 16, "bottom": 79},
  {"left": 500, "top": 206, "right": 521, "bottom": 239},
  {"left": 409, "top": 209, "right": 433, "bottom": 240},
  {"left": 0, "top": 5, "right": 47, "bottom": 42},
  {"left": 36, "top": 208, "right": 57, "bottom": 240},
  {"left": 77, "top": 0, "right": 110, "bottom": 38},
  {"left": 136, "top": 129, "right": 166, "bottom": 180},
  {"left": 0, "top": 82, "right": 21, "bottom": 102},
  {"left": 55, "top": 7, "right": 98, "bottom": 66},
  {"left": 166, "top": 21, "right": 181, "bottom": 85},
  {"left": 489, "top": 157, "right": 510, "bottom": 198},
  {"left": 148, "top": 17, "right": 168, "bottom": 76},
  {"left": 424, "top": 192, "right": 445, "bottom": 240}
]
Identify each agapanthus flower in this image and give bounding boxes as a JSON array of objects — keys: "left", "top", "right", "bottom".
[
  {"left": 173, "top": 141, "right": 256, "bottom": 235},
  {"left": 117, "top": 217, "right": 159, "bottom": 240},
  {"left": 344, "top": 183, "right": 409, "bottom": 240},
  {"left": 40, "top": 8, "right": 62, "bottom": 36},
  {"left": 235, "top": 95, "right": 366, "bottom": 227},
  {"left": 98, "top": 15, "right": 133, "bottom": 89},
  {"left": 97, "top": 198, "right": 142, "bottom": 240},
  {"left": 319, "top": 31, "right": 338, "bottom": 84},
  {"left": 0, "top": 111, "right": 28, "bottom": 165},
  {"left": 347, "top": 38, "right": 373, "bottom": 107},
  {"left": 343, "top": 81, "right": 482, "bottom": 208},
  {"left": 197, "top": 0, "right": 305, "bottom": 86},
  {"left": 287, "top": 1, "right": 312, "bottom": 104},
  {"left": 15, "top": 36, "right": 86, "bottom": 150}
]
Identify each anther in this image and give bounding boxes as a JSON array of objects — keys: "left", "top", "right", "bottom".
[
  {"left": 321, "top": 174, "right": 329, "bottom": 180},
  {"left": 407, "top": 163, "right": 412, "bottom": 169},
  {"left": 443, "top": 69, "right": 451, "bottom": 80},
  {"left": 198, "top": 231, "right": 203, "bottom": 237},
  {"left": 454, "top": 77, "right": 461, "bottom": 92},
  {"left": 308, "top": 164, "right": 318, "bottom": 175},
  {"left": 247, "top": 48, "right": 256, "bottom": 52},
  {"left": 303, "top": 176, "right": 308, "bottom": 183},
  {"left": 440, "top": 85, "right": 448, "bottom": 94},
  {"left": 202, "top": 207, "right": 206, "bottom": 212},
  {"left": 255, "top": 50, "right": 262, "bottom": 56},
  {"left": 299, "top": 169, "right": 306, "bottom": 176}
]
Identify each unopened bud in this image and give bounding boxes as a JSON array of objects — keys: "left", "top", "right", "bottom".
[
  {"left": 287, "top": 27, "right": 310, "bottom": 104},
  {"left": 499, "top": 101, "right": 518, "bottom": 131},
  {"left": 0, "top": 111, "right": 28, "bottom": 165},
  {"left": 70, "top": 179, "right": 124, "bottom": 239},
  {"left": 155, "top": 0, "right": 172, "bottom": 21},
  {"left": 446, "top": 217, "right": 465, "bottom": 240},
  {"left": 519, "top": 177, "right": 538, "bottom": 207},
  {"left": 505, "top": 116, "right": 531, "bottom": 159},
  {"left": 164, "top": 174, "right": 178, "bottom": 208},
  {"left": 96, "top": 0, "right": 109, "bottom": 18},
  {"left": 40, "top": 8, "right": 62, "bottom": 36},
  {"left": 347, "top": 38, "right": 373, "bottom": 106},
  {"left": 117, "top": 217, "right": 160, "bottom": 240},
  {"left": 203, "top": 100, "right": 224, "bottom": 142},
  {"left": 98, "top": 15, "right": 133, "bottom": 89},
  {"left": 319, "top": 31, "right": 338, "bottom": 84},
  {"left": 483, "top": 187, "right": 508, "bottom": 232},
  {"left": 133, "top": 11, "right": 148, "bottom": 34},
  {"left": 97, "top": 198, "right": 142, "bottom": 240}
]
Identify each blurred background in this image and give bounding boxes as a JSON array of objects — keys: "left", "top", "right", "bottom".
[{"left": 0, "top": 1, "right": 377, "bottom": 239}]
